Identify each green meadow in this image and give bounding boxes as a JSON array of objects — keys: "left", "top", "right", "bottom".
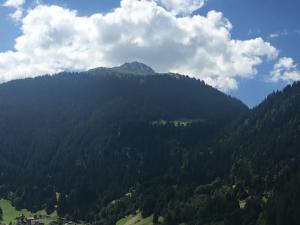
[
  {"left": 0, "top": 199, "right": 58, "bottom": 225},
  {"left": 116, "top": 213, "right": 164, "bottom": 225}
]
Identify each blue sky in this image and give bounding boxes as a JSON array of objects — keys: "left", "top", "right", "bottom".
[
  {"left": 203, "top": 0, "right": 300, "bottom": 106},
  {"left": 1, "top": 0, "right": 300, "bottom": 107}
]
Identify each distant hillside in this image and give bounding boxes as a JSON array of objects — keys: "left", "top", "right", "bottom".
[
  {"left": 2, "top": 63, "right": 300, "bottom": 225},
  {"left": 88, "top": 62, "right": 155, "bottom": 76},
  {"left": 0, "top": 63, "right": 248, "bottom": 224},
  {"left": 223, "top": 82, "right": 300, "bottom": 225},
  {"left": 112, "top": 62, "right": 156, "bottom": 75}
]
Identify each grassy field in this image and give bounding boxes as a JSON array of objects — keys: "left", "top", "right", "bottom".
[
  {"left": 1, "top": 198, "right": 161, "bottom": 225},
  {"left": 116, "top": 213, "right": 163, "bottom": 225},
  {"left": 116, "top": 215, "right": 135, "bottom": 225},
  {"left": 0, "top": 199, "right": 58, "bottom": 225}
]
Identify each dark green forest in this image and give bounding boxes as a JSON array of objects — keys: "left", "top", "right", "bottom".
[{"left": 0, "top": 63, "right": 299, "bottom": 225}]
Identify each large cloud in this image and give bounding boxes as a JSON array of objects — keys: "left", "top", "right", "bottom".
[
  {"left": 270, "top": 57, "right": 300, "bottom": 83},
  {"left": 0, "top": 0, "right": 278, "bottom": 91}
]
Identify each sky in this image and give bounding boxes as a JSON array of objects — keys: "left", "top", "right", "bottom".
[{"left": 0, "top": 0, "right": 300, "bottom": 107}]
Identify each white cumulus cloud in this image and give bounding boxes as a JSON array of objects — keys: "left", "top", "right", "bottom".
[
  {"left": 3, "top": 0, "right": 25, "bottom": 21},
  {"left": 0, "top": 0, "right": 279, "bottom": 91},
  {"left": 270, "top": 57, "right": 300, "bottom": 83},
  {"left": 156, "top": 0, "right": 206, "bottom": 15}
]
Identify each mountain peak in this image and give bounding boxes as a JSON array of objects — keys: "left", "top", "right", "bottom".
[{"left": 113, "top": 61, "right": 155, "bottom": 75}]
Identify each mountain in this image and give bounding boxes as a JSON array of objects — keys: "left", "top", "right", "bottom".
[
  {"left": 88, "top": 62, "right": 155, "bottom": 76},
  {"left": 0, "top": 63, "right": 299, "bottom": 225},
  {"left": 112, "top": 62, "right": 156, "bottom": 74},
  {"left": 0, "top": 63, "right": 248, "bottom": 223},
  {"left": 140, "top": 82, "right": 300, "bottom": 225},
  {"left": 224, "top": 82, "right": 300, "bottom": 225}
]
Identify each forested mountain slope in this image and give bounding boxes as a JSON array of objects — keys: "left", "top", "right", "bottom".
[
  {"left": 145, "top": 82, "right": 300, "bottom": 225},
  {"left": 1, "top": 63, "right": 300, "bottom": 225},
  {"left": 224, "top": 82, "right": 300, "bottom": 225},
  {"left": 0, "top": 63, "right": 248, "bottom": 224}
]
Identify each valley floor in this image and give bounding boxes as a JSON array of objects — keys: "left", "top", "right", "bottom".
[
  {"left": 1, "top": 199, "right": 160, "bottom": 225},
  {"left": 0, "top": 199, "right": 58, "bottom": 225}
]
